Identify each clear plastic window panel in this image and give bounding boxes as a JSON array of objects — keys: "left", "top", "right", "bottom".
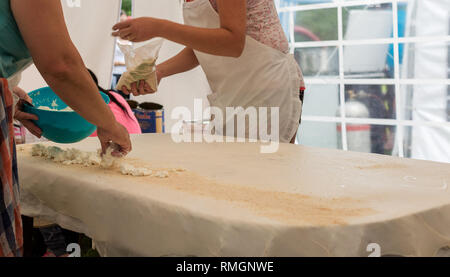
[
  {"left": 344, "top": 85, "right": 396, "bottom": 120},
  {"left": 342, "top": 3, "right": 393, "bottom": 40},
  {"left": 298, "top": 121, "right": 343, "bottom": 150},
  {"left": 343, "top": 44, "right": 394, "bottom": 78},
  {"left": 294, "top": 8, "right": 338, "bottom": 42},
  {"left": 345, "top": 124, "right": 397, "bottom": 155},
  {"left": 277, "top": 0, "right": 450, "bottom": 162},
  {"left": 295, "top": 46, "right": 339, "bottom": 77},
  {"left": 277, "top": 0, "right": 336, "bottom": 8},
  {"left": 302, "top": 85, "right": 340, "bottom": 117}
]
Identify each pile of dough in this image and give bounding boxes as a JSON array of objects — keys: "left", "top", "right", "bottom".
[
  {"left": 31, "top": 144, "right": 174, "bottom": 178},
  {"left": 120, "top": 164, "right": 152, "bottom": 177},
  {"left": 116, "top": 57, "right": 158, "bottom": 92},
  {"left": 32, "top": 144, "right": 101, "bottom": 167},
  {"left": 154, "top": 171, "right": 169, "bottom": 178},
  {"left": 99, "top": 147, "right": 119, "bottom": 169}
]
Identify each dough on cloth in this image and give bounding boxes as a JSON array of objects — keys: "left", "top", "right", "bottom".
[{"left": 31, "top": 144, "right": 156, "bottom": 177}]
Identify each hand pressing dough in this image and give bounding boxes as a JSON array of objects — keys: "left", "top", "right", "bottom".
[
  {"left": 30, "top": 144, "right": 176, "bottom": 178},
  {"left": 99, "top": 147, "right": 119, "bottom": 169}
]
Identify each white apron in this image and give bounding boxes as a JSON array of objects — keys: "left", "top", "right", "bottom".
[{"left": 183, "top": 0, "right": 303, "bottom": 142}]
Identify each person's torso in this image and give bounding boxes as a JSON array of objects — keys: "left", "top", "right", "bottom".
[
  {"left": 208, "top": 0, "right": 289, "bottom": 54},
  {"left": 0, "top": 0, "right": 32, "bottom": 80}
]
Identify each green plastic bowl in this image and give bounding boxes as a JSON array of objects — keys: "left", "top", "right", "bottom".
[{"left": 23, "top": 87, "right": 110, "bottom": 143}]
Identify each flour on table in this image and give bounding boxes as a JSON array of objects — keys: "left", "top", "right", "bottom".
[
  {"left": 31, "top": 144, "right": 175, "bottom": 178},
  {"left": 170, "top": 168, "right": 186, "bottom": 173},
  {"left": 154, "top": 170, "right": 169, "bottom": 178},
  {"left": 120, "top": 164, "right": 152, "bottom": 177}
]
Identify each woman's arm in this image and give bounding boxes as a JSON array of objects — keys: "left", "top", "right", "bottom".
[
  {"left": 158, "top": 47, "right": 200, "bottom": 79},
  {"left": 113, "top": 0, "right": 247, "bottom": 58},
  {"left": 11, "top": 0, "right": 131, "bottom": 154}
]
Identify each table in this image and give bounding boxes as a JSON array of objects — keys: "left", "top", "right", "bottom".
[{"left": 17, "top": 134, "right": 450, "bottom": 256}]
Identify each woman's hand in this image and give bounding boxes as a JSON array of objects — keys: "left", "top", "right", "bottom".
[
  {"left": 111, "top": 0, "right": 246, "bottom": 58},
  {"left": 13, "top": 87, "right": 42, "bottom": 138},
  {"left": 112, "top": 17, "right": 163, "bottom": 42},
  {"left": 121, "top": 67, "right": 163, "bottom": 96},
  {"left": 97, "top": 122, "right": 132, "bottom": 157}
]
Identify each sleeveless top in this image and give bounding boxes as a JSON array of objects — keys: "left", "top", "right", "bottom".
[{"left": 0, "top": 0, "right": 32, "bottom": 80}]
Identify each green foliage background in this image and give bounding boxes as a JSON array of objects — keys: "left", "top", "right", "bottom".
[{"left": 294, "top": 8, "right": 352, "bottom": 42}]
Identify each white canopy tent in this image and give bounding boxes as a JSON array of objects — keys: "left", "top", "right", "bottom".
[
  {"left": 402, "top": 0, "right": 450, "bottom": 163},
  {"left": 19, "top": 0, "right": 121, "bottom": 90}
]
